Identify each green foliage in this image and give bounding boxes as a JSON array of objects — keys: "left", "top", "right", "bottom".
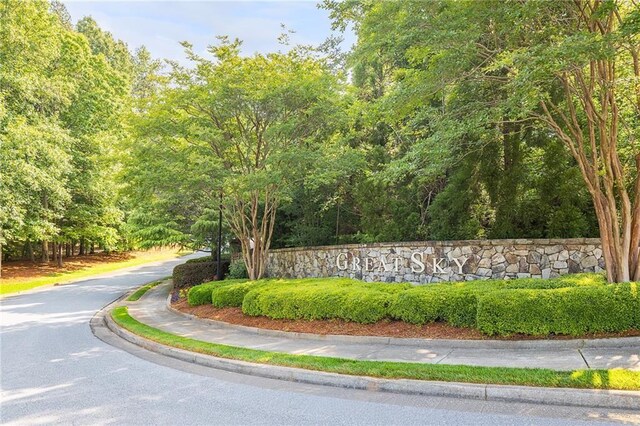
[
  {"left": 0, "top": 0, "right": 131, "bottom": 262},
  {"left": 186, "top": 256, "right": 217, "bottom": 264},
  {"left": 390, "top": 287, "right": 479, "bottom": 328},
  {"left": 173, "top": 260, "right": 217, "bottom": 289},
  {"left": 112, "top": 305, "right": 640, "bottom": 391},
  {"left": 187, "top": 281, "right": 226, "bottom": 306},
  {"left": 427, "top": 163, "right": 488, "bottom": 240},
  {"left": 477, "top": 283, "right": 640, "bottom": 336},
  {"left": 131, "top": 38, "right": 346, "bottom": 279},
  {"left": 186, "top": 274, "right": 637, "bottom": 337},
  {"left": 390, "top": 273, "right": 609, "bottom": 328},
  {"left": 314, "top": 0, "right": 608, "bottom": 245},
  {"left": 211, "top": 280, "right": 266, "bottom": 308},
  {"left": 227, "top": 259, "right": 249, "bottom": 279},
  {"left": 4, "top": 0, "right": 635, "bottom": 287},
  {"left": 127, "top": 280, "right": 163, "bottom": 301},
  {"left": 242, "top": 278, "right": 410, "bottom": 324}
]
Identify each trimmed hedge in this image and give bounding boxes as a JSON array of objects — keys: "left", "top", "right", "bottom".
[
  {"left": 186, "top": 256, "right": 216, "bottom": 264},
  {"left": 188, "top": 279, "right": 257, "bottom": 306},
  {"left": 388, "top": 273, "right": 610, "bottom": 328},
  {"left": 173, "top": 259, "right": 230, "bottom": 289},
  {"left": 477, "top": 282, "right": 640, "bottom": 336},
  {"left": 390, "top": 287, "right": 479, "bottom": 327},
  {"left": 242, "top": 279, "right": 411, "bottom": 324},
  {"left": 187, "top": 282, "right": 227, "bottom": 306},
  {"left": 211, "top": 280, "right": 267, "bottom": 308},
  {"left": 184, "top": 274, "right": 639, "bottom": 336}
]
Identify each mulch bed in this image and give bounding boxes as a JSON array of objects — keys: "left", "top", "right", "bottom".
[{"left": 172, "top": 298, "right": 640, "bottom": 341}]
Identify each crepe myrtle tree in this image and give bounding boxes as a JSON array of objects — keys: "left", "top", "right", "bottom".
[
  {"left": 508, "top": 0, "right": 640, "bottom": 282},
  {"left": 165, "top": 38, "right": 341, "bottom": 279},
  {"left": 378, "top": 0, "right": 640, "bottom": 282}
]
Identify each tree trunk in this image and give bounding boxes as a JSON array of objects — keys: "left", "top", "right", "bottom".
[
  {"left": 225, "top": 189, "right": 278, "bottom": 281},
  {"left": 41, "top": 240, "right": 49, "bottom": 263},
  {"left": 28, "top": 241, "right": 34, "bottom": 263},
  {"left": 65, "top": 243, "right": 71, "bottom": 257},
  {"left": 57, "top": 243, "right": 63, "bottom": 267},
  {"left": 537, "top": 19, "right": 640, "bottom": 282},
  {"left": 90, "top": 242, "right": 95, "bottom": 254},
  {"left": 79, "top": 239, "right": 85, "bottom": 255}
]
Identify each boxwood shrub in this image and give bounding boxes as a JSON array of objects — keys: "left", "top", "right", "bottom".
[
  {"left": 184, "top": 273, "right": 639, "bottom": 337},
  {"left": 242, "top": 279, "right": 409, "bottom": 324},
  {"left": 211, "top": 280, "right": 268, "bottom": 308},
  {"left": 188, "top": 279, "right": 262, "bottom": 307},
  {"left": 389, "top": 287, "right": 479, "bottom": 327},
  {"left": 187, "top": 281, "right": 228, "bottom": 306},
  {"left": 476, "top": 282, "right": 640, "bottom": 336}
]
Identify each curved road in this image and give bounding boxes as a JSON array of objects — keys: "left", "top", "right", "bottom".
[{"left": 0, "top": 255, "right": 636, "bottom": 425}]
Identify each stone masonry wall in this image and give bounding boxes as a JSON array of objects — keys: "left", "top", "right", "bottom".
[{"left": 266, "top": 238, "right": 605, "bottom": 284}]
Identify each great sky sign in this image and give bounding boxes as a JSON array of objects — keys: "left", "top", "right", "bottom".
[{"left": 335, "top": 252, "right": 469, "bottom": 274}]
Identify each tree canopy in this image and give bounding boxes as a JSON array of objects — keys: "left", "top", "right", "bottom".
[{"left": 1, "top": 0, "right": 637, "bottom": 282}]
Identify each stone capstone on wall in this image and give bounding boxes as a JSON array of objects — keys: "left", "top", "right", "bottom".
[{"left": 265, "top": 238, "right": 605, "bottom": 284}]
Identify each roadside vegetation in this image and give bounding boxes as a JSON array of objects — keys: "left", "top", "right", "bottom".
[
  {"left": 4, "top": 1, "right": 637, "bottom": 283},
  {"left": 127, "top": 279, "right": 167, "bottom": 301},
  {"left": 112, "top": 306, "right": 640, "bottom": 391},
  {"left": 0, "top": 250, "right": 186, "bottom": 296},
  {"left": 185, "top": 274, "right": 640, "bottom": 337}
]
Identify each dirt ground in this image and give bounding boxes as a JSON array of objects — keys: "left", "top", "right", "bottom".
[
  {"left": 1, "top": 249, "right": 176, "bottom": 282},
  {"left": 172, "top": 298, "right": 640, "bottom": 341}
]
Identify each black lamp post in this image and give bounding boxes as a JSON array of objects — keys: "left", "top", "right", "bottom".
[{"left": 217, "top": 191, "right": 223, "bottom": 280}]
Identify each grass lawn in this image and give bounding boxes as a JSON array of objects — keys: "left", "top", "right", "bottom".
[
  {"left": 112, "top": 306, "right": 640, "bottom": 391},
  {"left": 0, "top": 249, "right": 189, "bottom": 296},
  {"left": 127, "top": 279, "right": 166, "bottom": 301}
]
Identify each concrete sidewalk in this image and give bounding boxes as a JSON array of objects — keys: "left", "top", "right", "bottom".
[{"left": 127, "top": 282, "right": 640, "bottom": 372}]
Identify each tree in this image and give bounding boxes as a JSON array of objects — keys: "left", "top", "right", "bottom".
[
  {"left": 497, "top": 0, "right": 640, "bottom": 282},
  {"left": 0, "top": 0, "right": 133, "bottom": 272},
  {"left": 323, "top": 0, "right": 599, "bottom": 244},
  {"left": 326, "top": 0, "right": 636, "bottom": 282},
  {"left": 0, "top": 0, "right": 75, "bottom": 270},
  {"left": 150, "top": 39, "right": 342, "bottom": 279}
]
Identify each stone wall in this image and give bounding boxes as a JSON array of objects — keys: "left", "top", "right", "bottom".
[{"left": 266, "top": 238, "right": 605, "bottom": 284}]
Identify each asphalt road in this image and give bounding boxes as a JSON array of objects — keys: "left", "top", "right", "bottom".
[{"left": 1, "top": 254, "right": 637, "bottom": 425}]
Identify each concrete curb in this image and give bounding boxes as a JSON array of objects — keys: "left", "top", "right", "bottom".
[
  {"left": 165, "top": 291, "right": 640, "bottom": 350},
  {"left": 103, "top": 303, "right": 640, "bottom": 410}
]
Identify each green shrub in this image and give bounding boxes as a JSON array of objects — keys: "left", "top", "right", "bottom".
[
  {"left": 228, "top": 259, "right": 248, "bottom": 279},
  {"left": 390, "top": 286, "right": 479, "bottom": 327},
  {"left": 173, "top": 258, "right": 231, "bottom": 288},
  {"left": 187, "top": 282, "right": 227, "bottom": 306},
  {"left": 389, "top": 274, "right": 610, "bottom": 329},
  {"left": 186, "top": 256, "right": 216, "bottom": 264},
  {"left": 211, "top": 280, "right": 267, "bottom": 308},
  {"left": 242, "top": 279, "right": 401, "bottom": 324},
  {"left": 173, "top": 260, "right": 217, "bottom": 289},
  {"left": 191, "top": 273, "right": 636, "bottom": 337},
  {"left": 501, "top": 273, "right": 607, "bottom": 290},
  {"left": 476, "top": 282, "right": 640, "bottom": 336}
]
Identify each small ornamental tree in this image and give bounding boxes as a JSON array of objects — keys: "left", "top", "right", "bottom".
[
  {"left": 163, "top": 39, "right": 341, "bottom": 279},
  {"left": 506, "top": 0, "right": 640, "bottom": 282}
]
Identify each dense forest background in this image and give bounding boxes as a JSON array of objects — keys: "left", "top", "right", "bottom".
[{"left": 6, "top": 0, "right": 636, "bottom": 270}]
